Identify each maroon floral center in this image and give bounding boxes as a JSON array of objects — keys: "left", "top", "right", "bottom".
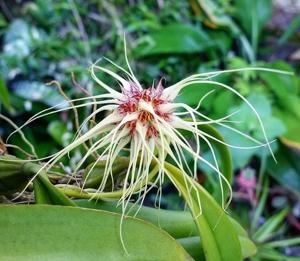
[{"left": 118, "top": 84, "right": 171, "bottom": 138}]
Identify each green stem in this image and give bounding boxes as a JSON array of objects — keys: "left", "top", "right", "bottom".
[{"left": 57, "top": 164, "right": 159, "bottom": 200}]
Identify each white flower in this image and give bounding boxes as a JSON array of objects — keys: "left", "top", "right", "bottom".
[{"left": 13, "top": 42, "right": 290, "bottom": 211}]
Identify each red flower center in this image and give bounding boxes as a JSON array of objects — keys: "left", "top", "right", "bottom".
[{"left": 118, "top": 85, "right": 171, "bottom": 138}]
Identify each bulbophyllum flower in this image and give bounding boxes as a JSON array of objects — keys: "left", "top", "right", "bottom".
[{"left": 12, "top": 43, "right": 289, "bottom": 212}]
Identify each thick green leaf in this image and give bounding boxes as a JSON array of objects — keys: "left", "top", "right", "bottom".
[
  {"left": 76, "top": 199, "right": 197, "bottom": 239},
  {"left": 33, "top": 177, "right": 52, "bottom": 204},
  {"left": 177, "top": 237, "right": 205, "bottom": 261},
  {"left": 0, "top": 205, "right": 192, "bottom": 261},
  {"left": 177, "top": 235, "right": 256, "bottom": 260},
  {"left": 77, "top": 200, "right": 256, "bottom": 259},
  {"left": 238, "top": 236, "right": 257, "bottom": 258},
  {"left": 32, "top": 172, "right": 76, "bottom": 206},
  {"left": 165, "top": 163, "right": 242, "bottom": 261},
  {"left": 134, "top": 24, "right": 215, "bottom": 57}
]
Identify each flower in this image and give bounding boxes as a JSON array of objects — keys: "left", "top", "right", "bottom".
[{"left": 13, "top": 41, "right": 290, "bottom": 211}]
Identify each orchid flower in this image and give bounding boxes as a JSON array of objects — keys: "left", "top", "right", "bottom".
[{"left": 9, "top": 40, "right": 292, "bottom": 217}]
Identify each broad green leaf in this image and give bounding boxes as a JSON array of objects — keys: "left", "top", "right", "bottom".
[
  {"left": 165, "top": 163, "right": 242, "bottom": 261},
  {"left": 258, "top": 61, "right": 299, "bottom": 96},
  {"left": 77, "top": 200, "right": 255, "bottom": 259},
  {"left": 0, "top": 205, "right": 192, "bottom": 261},
  {"left": 177, "top": 237, "right": 204, "bottom": 261},
  {"left": 76, "top": 199, "right": 197, "bottom": 239},
  {"left": 238, "top": 236, "right": 257, "bottom": 258},
  {"left": 177, "top": 235, "right": 256, "bottom": 260},
  {"left": 134, "top": 24, "right": 215, "bottom": 57}
]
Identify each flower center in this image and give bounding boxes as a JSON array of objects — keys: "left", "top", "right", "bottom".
[{"left": 117, "top": 85, "right": 171, "bottom": 138}]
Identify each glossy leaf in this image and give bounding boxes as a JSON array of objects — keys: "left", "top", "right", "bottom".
[
  {"left": 0, "top": 205, "right": 192, "bottom": 261},
  {"left": 76, "top": 199, "right": 197, "bottom": 239},
  {"left": 177, "top": 237, "right": 204, "bottom": 260},
  {"left": 76, "top": 199, "right": 256, "bottom": 259},
  {"left": 165, "top": 162, "right": 242, "bottom": 261}
]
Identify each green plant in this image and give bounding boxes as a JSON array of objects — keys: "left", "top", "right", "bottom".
[
  {"left": 0, "top": 44, "right": 293, "bottom": 260},
  {"left": 1, "top": 1, "right": 299, "bottom": 260}
]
